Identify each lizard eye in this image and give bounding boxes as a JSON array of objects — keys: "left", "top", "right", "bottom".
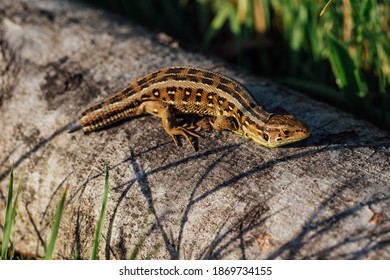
[{"left": 263, "top": 133, "right": 269, "bottom": 141}]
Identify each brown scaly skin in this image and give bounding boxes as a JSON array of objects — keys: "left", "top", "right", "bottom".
[{"left": 73, "top": 66, "right": 310, "bottom": 149}]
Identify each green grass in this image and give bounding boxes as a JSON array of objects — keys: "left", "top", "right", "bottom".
[
  {"left": 83, "top": 0, "right": 390, "bottom": 130},
  {"left": 44, "top": 186, "right": 67, "bottom": 260},
  {"left": 90, "top": 164, "right": 110, "bottom": 260},
  {"left": 0, "top": 165, "right": 154, "bottom": 260},
  {"left": 0, "top": 166, "right": 111, "bottom": 260},
  {"left": 1, "top": 165, "right": 22, "bottom": 260},
  {"left": 0, "top": 166, "right": 68, "bottom": 260},
  {"left": 1, "top": 165, "right": 14, "bottom": 260},
  {"left": 127, "top": 216, "right": 161, "bottom": 260}
]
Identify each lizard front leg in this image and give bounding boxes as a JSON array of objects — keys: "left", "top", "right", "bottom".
[{"left": 137, "top": 101, "right": 200, "bottom": 150}]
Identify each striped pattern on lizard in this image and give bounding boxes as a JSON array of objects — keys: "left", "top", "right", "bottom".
[{"left": 70, "top": 66, "right": 310, "bottom": 149}]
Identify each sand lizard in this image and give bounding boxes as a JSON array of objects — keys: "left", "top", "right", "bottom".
[{"left": 70, "top": 66, "right": 310, "bottom": 149}]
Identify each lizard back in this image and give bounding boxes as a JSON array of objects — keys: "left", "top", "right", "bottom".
[{"left": 79, "top": 66, "right": 272, "bottom": 132}]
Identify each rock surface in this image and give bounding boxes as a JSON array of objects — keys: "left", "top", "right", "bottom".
[{"left": 0, "top": 0, "right": 389, "bottom": 259}]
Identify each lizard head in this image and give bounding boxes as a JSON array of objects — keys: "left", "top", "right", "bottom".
[{"left": 243, "top": 114, "right": 310, "bottom": 148}]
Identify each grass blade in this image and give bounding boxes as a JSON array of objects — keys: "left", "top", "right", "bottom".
[
  {"left": 90, "top": 164, "right": 110, "bottom": 260},
  {"left": 128, "top": 234, "right": 145, "bottom": 260},
  {"left": 202, "top": 2, "right": 231, "bottom": 48},
  {"left": 8, "top": 170, "right": 24, "bottom": 260},
  {"left": 1, "top": 165, "right": 14, "bottom": 259},
  {"left": 326, "top": 33, "right": 368, "bottom": 100},
  {"left": 44, "top": 186, "right": 68, "bottom": 260}
]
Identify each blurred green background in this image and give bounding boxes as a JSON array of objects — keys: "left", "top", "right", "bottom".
[{"left": 82, "top": 0, "right": 390, "bottom": 131}]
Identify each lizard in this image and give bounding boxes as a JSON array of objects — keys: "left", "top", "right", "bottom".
[{"left": 69, "top": 66, "right": 310, "bottom": 150}]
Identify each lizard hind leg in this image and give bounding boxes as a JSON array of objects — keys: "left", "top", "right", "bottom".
[
  {"left": 210, "top": 115, "right": 239, "bottom": 131},
  {"left": 137, "top": 101, "right": 201, "bottom": 150}
]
